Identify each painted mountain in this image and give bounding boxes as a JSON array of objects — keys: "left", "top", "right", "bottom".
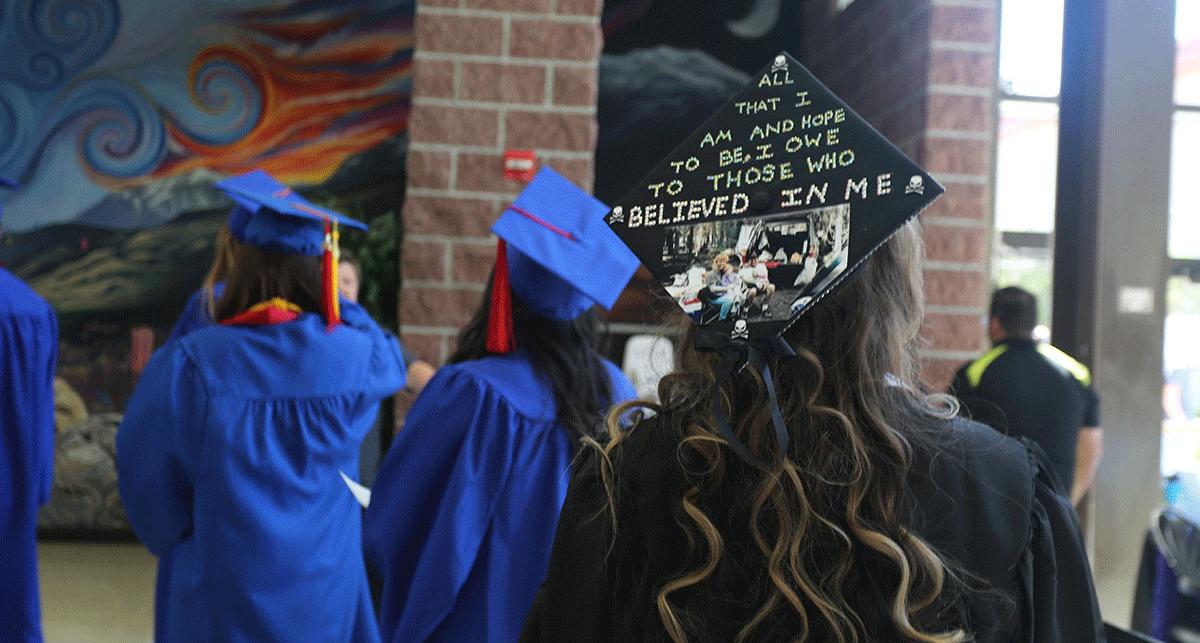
[{"left": 71, "top": 169, "right": 231, "bottom": 230}]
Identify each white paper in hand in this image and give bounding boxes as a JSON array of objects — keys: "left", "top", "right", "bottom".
[{"left": 339, "top": 470, "right": 372, "bottom": 509}]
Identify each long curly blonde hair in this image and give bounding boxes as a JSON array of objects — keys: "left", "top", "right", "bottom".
[{"left": 585, "top": 223, "right": 968, "bottom": 642}]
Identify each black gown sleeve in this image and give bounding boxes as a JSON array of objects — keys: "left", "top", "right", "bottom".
[
  {"left": 520, "top": 449, "right": 619, "bottom": 643},
  {"left": 1019, "top": 442, "right": 1107, "bottom": 642}
]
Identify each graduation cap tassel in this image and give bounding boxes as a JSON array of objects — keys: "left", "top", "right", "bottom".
[
  {"left": 322, "top": 217, "right": 340, "bottom": 332},
  {"left": 486, "top": 239, "right": 516, "bottom": 354}
]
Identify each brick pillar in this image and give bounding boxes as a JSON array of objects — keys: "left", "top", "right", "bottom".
[
  {"left": 400, "top": 0, "right": 603, "bottom": 365},
  {"left": 803, "top": 0, "right": 997, "bottom": 390}
]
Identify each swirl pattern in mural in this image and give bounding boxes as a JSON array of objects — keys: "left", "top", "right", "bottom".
[
  {"left": 13, "top": 0, "right": 121, "bottom": 90},
  {"left": 0, "top": 0, "right": 413, "bottom": 228}
]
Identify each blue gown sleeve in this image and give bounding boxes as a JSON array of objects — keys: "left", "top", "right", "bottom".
[
  {"left": 364, "top": 368, "right": 520, "bottom": 642},
  {"left": 116, "top": 345, "right": 208, "bottom": 555},
  {"left": 33, "top": 307, "right": 58, "bottom": 505},
  {"left": 339, "top": 300, "right": 407, "bottom": 398}
]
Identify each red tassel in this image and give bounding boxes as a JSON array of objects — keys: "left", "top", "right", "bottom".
[
  {"left": 321, "top": 217, "right": 339, "bottom": 332},
  {"left": 486, "top": 239, "right": 515, "bottom": 354}
]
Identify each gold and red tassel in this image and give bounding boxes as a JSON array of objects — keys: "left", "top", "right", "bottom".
[
  {"left": 321, "top": 217, "right": 341, "bottom": 331},
  {"left": 485, "top": 239, "right": 515, "bottom": 354}
]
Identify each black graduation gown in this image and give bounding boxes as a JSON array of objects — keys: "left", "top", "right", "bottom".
[{"left": 521, "top": 414, "right": 1105, "bottom": 642}]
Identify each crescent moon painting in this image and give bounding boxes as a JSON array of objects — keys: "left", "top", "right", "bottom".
[{"left": 726, "top": 0, "right": 782, "bottom": 40}]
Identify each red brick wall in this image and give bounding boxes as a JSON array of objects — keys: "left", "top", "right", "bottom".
[
  {"left": 804, "top": 0, "right": 998, "bottom": 390},
  {"left": 400, "top": 0, "right": 603, "bottom": 365}
]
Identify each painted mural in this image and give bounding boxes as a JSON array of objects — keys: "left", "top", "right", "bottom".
[{"left": 0, "top": 0, "right": 414, "bottom": 535}]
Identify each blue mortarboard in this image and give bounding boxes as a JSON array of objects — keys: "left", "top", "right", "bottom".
[
  {"left": 0, "top": 177, "right": 17, "bottom": 226},
  {"left": 215, "top": 169, "right": 367, "bottom": 256},
  {"left": 485, "top": 167, "right": 639, "bottom": 352}
]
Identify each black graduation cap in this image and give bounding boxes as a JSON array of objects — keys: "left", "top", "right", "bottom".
[{"left": 605, "top": 52, "right": 943, "bottom": 344}]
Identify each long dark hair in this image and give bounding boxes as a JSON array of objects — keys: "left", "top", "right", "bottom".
[
  {"left": 449, "top": 274, "right": 614, "bottom": 442},
  {"left": 215, "top": 239, "right": 323, "bottom": 322},
  {"left": 202, "top": 226, "right": 236, "bottom": 319},
  {"left": 590, "top": 224, "right": 967, "bottom": 642}
]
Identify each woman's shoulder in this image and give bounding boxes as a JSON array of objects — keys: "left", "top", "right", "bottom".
[
  {"left": 906, "top": 416, "right": 1040, "bottom": 585},
  {"left": 430, "top": 355, "right": 557, "bottom": 422}
]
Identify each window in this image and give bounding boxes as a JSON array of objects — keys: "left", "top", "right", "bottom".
[
  {"left": 1171, "top": 0, "right": 1200, "bottom": 261},
  {"left": 1163, "top": 0, "right": 1200, "bottom": 475},
  {"left": 992, "top": 0, "right": 1066, "bottom": 331}
]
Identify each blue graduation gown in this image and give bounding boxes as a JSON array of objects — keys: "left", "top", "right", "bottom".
[
  {"left": 168, "top": 282, "right": 225, "bottom": 343},
  {"left": 0, "top": 269, "right": 58, "bottom": 643},
  {"left": 117, "top": 301, "right": 405, "bottom": 642},
  {"left": 364, "top": 353, "right": 636, "bottom": 643}
]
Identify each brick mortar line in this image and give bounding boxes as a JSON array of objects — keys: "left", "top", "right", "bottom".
[
  {"left": 440, "top": 240, "right": 453, "bottom": 286},
  {"left": 413, "top": 96, "right": 595, "bottom": 114},
  {"left": 409, "top": 187, "right": 520, "bottom": 199},
  {"left": 542, "top": 61, "right": 554, "bottom": 106},
  {"left": 926, "top": 129, "right": 993, "bottom": 141},
  {"left": 932, "top": 173, "right": 990, "bottom": 185},
  {"left": 416, "top": 51, "right": 596, "bottom": 67},
  {"left": 448, "top": 150, "right": 459, "bottom": 191},
  {"left": 501, "top": 14, "right": 511, "bottom": 61},
  {"left": 407, "top": 143, "right": 594, "bottom": 159},
  {"left": 405, "top": 279, "right": 487, "bottom": 291},
  {"left": 408, "top": 233, "right": 495, "bottom": 244},
  {"left": 930, "top": 40, "right": 996, "bottom": 53},
  {"left": 396, "top": 325, "right": 462, "bottom": 336},
  {"left": 452, "top": 60, "right": 462, "bottom": 100},
  {"left": 418, "top": 5, "right": 598, "bottom": 24},
  {"left": 928, "top": 83, "right": 993, "bottom": 97}
]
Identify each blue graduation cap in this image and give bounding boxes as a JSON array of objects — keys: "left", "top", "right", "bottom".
[
  {"left": 0, "top": 177, "right": 17, "bottom": 226},
  {"left": 215, "top": 169, "right": 367, "bottom": 256},
  {"left": 485, "top": 167, "right": 639, "bottom": 353},
  {"left": 213, "top": 169, "right": 367, "bottom": 329}
]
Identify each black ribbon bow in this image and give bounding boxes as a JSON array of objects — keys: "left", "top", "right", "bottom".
[{"left": 695, "top": 329, "right": 796, "bottom": 471}]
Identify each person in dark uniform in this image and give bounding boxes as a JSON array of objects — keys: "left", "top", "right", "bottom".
[
  {"left": 522, "top": 226, "right": 1105, "bottom": 642},
  {"left": 0, "top": 177, "right": 59, "bottom": 643},
  {"left": 949, "top": 286, "right": 1104, "bottom": 505}
]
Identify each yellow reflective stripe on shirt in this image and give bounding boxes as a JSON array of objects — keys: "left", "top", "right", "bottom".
[
  {"left": 966, "top": 345, "right": 1009, "bottom": 388},
  {"left": 1037, "top": 343, "right": 1092, "bottom": 387}
]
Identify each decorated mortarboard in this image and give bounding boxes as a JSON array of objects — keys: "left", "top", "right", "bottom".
[
  {"left": 214, "top": 169, "right": 368, "bottom": 330},
  {"left": 485, "top": 167, "right": 640, "bottom": 353},
  {"left": 604, "top": 52, "right": 943, "bottom": 467},
  {"left": 0, "top": 177, "right": 17, "bottom": 226}
]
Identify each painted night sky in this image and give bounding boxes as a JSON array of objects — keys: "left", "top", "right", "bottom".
[{"left": 0, "top": 0, "right": 414, "bottom": 232}]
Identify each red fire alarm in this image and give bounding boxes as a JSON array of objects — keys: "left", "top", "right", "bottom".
[{"left": 502, "top": 150, "right": 538, "bottom": 182}]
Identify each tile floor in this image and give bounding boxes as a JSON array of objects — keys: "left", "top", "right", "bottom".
[{"left": 38, "top": 542, "right": 156, "bottom": 643}]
